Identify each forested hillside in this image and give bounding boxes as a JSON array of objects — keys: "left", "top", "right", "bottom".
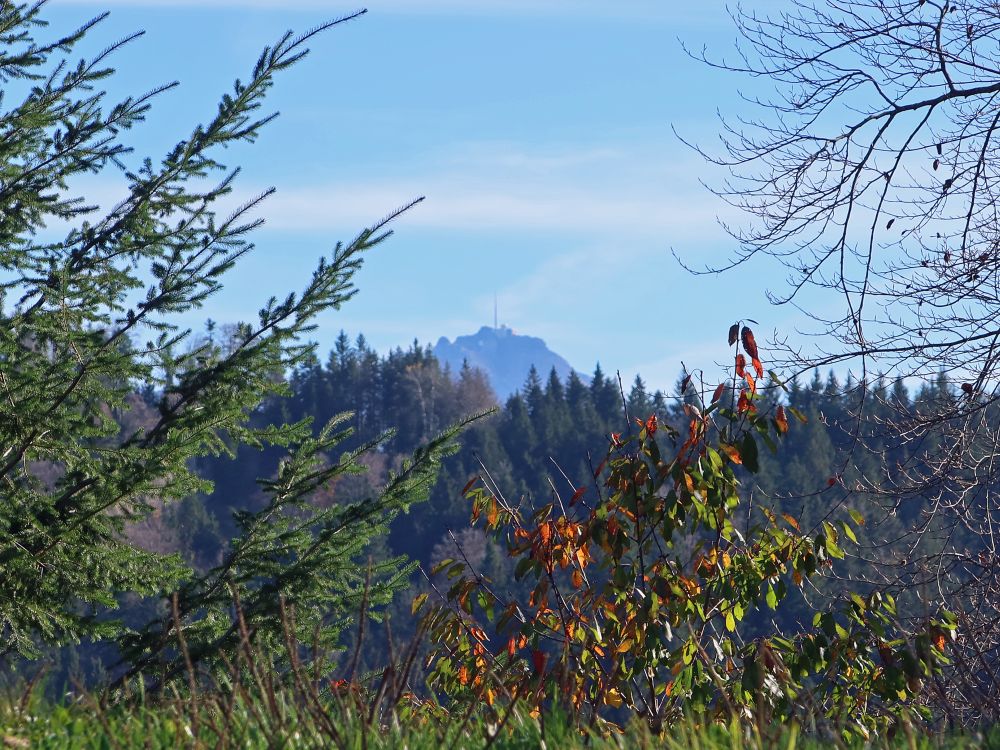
[{"left": 165, "top": 330, "right": 959, "bottom": 611}]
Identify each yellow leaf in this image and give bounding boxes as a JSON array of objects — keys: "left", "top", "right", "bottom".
[
  {"left": 617, "top": 639, "right": 634, "bottom": 653},
  {"left": 572, "top": 570, "right": 583, "bottom": 588},
  {"left": 603, "top": 688, "right": 623, "bottom": 708},
  {"left": 411, "top": 592, "right": 428, "bottom": 615}
]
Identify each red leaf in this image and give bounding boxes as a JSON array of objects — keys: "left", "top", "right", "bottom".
[
  {"left": 728, "top": 323, "right": 739, "bottom": 346},
  {"left": 735, "top": 354, "right": 746, "bottom": 377},
  {"left": 737, "top": 390, "right": 750, "bottom": 414},
  {"left": 460, "top": 476, "right": 479, "bottom": 496},
  {"left": 751, "top": 357, "right": 764, "bottom": 379},
  {"left": 611, "top": 432, "right": 623, "bottom": 448},
  {"left": 962, "top": 382, "right": 973, "bottom": 395},
  {"left": 645, "top": 414, "right": 658, "bottom": 435},
  {"left": 712, "top": 383, "right": 725, "bottom": 403},
  {"left": 569, "top": 487, "right": 586, "bottom": 506},
  {"left": 532, "top": 649, "right": 548, "bottom": 675},
  {"left": 593, "top": 457, "right": 607, "bottom": 479},
  {"left": 827, "top": 476, "right": 838, "bottom": 487},
  {"left": 741, "top": 327, "right": 759, "bottom": 360},
  {"left": 507, "top": 636, "right": 517, "bottom": 659}
]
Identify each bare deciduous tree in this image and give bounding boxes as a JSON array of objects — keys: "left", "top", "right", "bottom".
[{"left": 687, "top": 0, "right": 1000, "bottom": 723}]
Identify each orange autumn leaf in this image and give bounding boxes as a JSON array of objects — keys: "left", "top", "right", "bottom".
[
  {"left": 460, "top": 476, "right": 479, "bottom": 496},
  {"left": 507, "top": 636, "right": 516, "bottom": 658},
  {"left": 775, "top": 405, "right": 789, "bottom": 434},
  {"left": 720, "top": 443, "right": 742, "bottom": 464},
  {"left": 683, "top": 472, "right": 696, "bottom": 493},
  {"left": 539, "top": 522, "right": 553, "bottom": 545},
  {"left": 933, "top": 630, "right": 947, "bottom": 651},
  {"left": 752, "top": 356, "right": 764, "bottom": 379},
  {"left": 572, "top": 569, "right": 584, "bottom": 588},
  {"left": 736, "top": 354, "right": 746, "bottom": 377},
  {"left": 458, "top": 665, "right": 469, "bottom": 685}
]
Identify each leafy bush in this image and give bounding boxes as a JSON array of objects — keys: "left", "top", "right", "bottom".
[{"left": 419, "top": 326, "right": 956, "bottom": 740}]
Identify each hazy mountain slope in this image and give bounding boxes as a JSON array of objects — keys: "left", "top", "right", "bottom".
[{"left": 433, "top": 325, "right": 584, "bottom": 398}]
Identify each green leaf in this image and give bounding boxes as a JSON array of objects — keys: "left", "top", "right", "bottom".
[
  {"left": 842, "top": 521, "right": 858, "bottom": 544},
  {"left": 739, "top": 433, "right": 760, "bottom": 473},
  {"left": 514, "top": 557, "right": 535, "bottom": 581},
  {"left": 431, "top": 558, "right": 455, "bottom": 576}
]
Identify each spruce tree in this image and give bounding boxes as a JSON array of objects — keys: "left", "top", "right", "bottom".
[{"left": 0, "top": 3, "right": 480, "bottom": 675}]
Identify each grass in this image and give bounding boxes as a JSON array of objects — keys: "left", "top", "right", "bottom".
[
  {"left": 0, "top": 596, "right": 990, "bottom": 749},
  {"left": 0, "top": 682, "right": 995, "bottom": 750}
]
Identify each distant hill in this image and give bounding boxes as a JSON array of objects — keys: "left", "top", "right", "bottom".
[{"left": 433, "top": 325, "right": 585, "bottom": 399}]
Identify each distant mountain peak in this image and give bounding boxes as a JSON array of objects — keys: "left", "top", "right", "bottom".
[{"left": 434, "top": 326, "right": 584, "bottom": 399}]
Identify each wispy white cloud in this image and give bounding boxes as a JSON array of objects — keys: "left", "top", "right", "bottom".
[
  {"left": 64, "top": 141, "right": 736, "bottom": 239},
  {"left": 254, "top": 179, "right": 724, "bottom": 237},
  {"left": 243, "top": 141, "right": 736, "bottom": 240}
]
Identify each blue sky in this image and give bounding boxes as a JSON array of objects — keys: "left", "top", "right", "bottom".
[{"left": 46, "top": 0, "right": 799, "bottom": 392}]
